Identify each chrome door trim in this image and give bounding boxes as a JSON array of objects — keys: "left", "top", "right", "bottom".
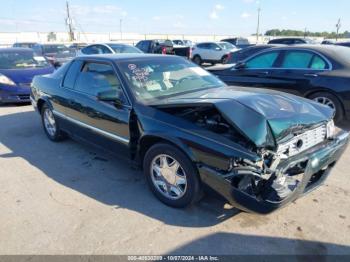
[{"left": 53, "top": 110, "right": 130, "bottom": 145}]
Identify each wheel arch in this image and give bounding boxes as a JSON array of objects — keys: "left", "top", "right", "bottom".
[
  {"left": 305, "top": 88, "right": 346, "bottom": 117},
  {"left": 37, "top": 98, "right": 53, "bottom": 114},
  {"left": 138, "top": 134, "right": 196, "bottom": 169}
]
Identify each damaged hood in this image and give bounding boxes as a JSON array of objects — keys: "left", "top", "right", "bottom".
[{"left": 150, "top": 86, "right": 334, "bottom": 148}]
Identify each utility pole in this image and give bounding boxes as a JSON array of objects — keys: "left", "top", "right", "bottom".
[
  {"left": 336, "top": 18, "right": 341, "bottom": 41},
  {"left": 120, "top": 19, "right": 123, "bottom": 40},
  {"left": 66, "top": 1, "right": 75, "bottom": 42},
  {"left": 256, "top": 7, "right": 261, "bottom": 44}
]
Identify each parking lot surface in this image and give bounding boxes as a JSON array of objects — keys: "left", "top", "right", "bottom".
[{"left": 1, "top": 105, "right": 350, "bottom": 255}]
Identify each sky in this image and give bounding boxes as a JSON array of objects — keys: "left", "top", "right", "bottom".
[{"left": 0, "top": 0, "right": 349, "bottom": 36}]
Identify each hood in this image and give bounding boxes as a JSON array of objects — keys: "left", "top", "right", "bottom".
[
  {"left": 206, "top": 64, "right": 235, "bottom": 71},
  {"left": 151, "top": 86, "right": 334, "bottom": 148},
  {"left": 0, "top": 67, "right": 54, "bottom": 85}
]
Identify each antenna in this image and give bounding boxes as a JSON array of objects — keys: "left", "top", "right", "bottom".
[{"left": 66, "top": 1, "right": 75, "bottom": 42}]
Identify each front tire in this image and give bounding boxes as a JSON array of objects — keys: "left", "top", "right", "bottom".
[
  {"left": 41, "top": 104, "right": 64, "bottom": 142},
  {"left": 309, "top": 92, "right": 344, "bottom": 122},
  {"left": 192, "top": 55, "right": 202, "bottom": 66},
  {"left": 143, "top": 143, "right": 202, "bottom": 208}
]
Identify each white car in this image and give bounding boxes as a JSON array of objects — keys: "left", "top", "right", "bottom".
[
  {"left": 77, "top": 43, "right": 143, "bottom": 56},
  {"left": 191, "top": 41, "right": 238, "bottom": 65}
]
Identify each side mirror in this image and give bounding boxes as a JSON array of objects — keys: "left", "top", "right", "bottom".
[
  {"left": 234, "top": 61, "right": 246, "bottom": 70},
  {"left": 97, "top": 89, "right": 124, "bottom": 107}
]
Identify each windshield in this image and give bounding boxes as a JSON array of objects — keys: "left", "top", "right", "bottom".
[
  {"left": 118, "top": 57, "right": 225, "bottom": 103},
  {"left": 305, "top": 39, "right": 316, "bottom": 44},
  {"left": 219, "top": 42, "right": 235, "bottom": 50},
  {"left": 42, "top": 45, "right": 70, "bottom": 54},
  {"left": 109, "top": 44, "right": 142, "bottom": 54},
  {"left": 0, "top": 50, "right": 50, "bottom": 69}
]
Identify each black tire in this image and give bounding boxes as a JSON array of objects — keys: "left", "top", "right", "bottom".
[
  {"left": 192, "top": 55, "right": 202, "bottom": 65},
  {"left": 308, "top": 92, "right": 344, "bottom": 122},
  {"left": 143, "top": 143, "right": 203, "bottom": 208},
  {"left": 41, "top": 104, "right": 65, "bottom": 142},
  {"left": 221, "top": 55, "right": 229, "bottom": 64}
]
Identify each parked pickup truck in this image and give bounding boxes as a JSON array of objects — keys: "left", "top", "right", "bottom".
[{"left": 136, "top": 39, "right": 191, "bottom": 59}]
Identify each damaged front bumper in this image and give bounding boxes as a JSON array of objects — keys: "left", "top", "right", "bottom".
[{"left": 198, "top": 130, "right": 349, "bottom": 214}]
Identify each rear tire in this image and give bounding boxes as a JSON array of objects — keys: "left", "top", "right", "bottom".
[
  {"left": 221, "top": 55, "right": 229, "bottom": 64},
  {"left": 309, "top": 92, "right": 344, "bottom": 122},
  {"left": 193, "top": 55, "right": 202, "bottom": 66},
  {"left": 41, "top": 104, "right": 65, "bottom": 142},
  {"left": 143, "top": 143, "right": 203, "bottom": 208}
]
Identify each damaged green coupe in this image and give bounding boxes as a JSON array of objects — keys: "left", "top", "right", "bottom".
[{"left": 31, "top": 54, "right": 349, "bottom": 214}]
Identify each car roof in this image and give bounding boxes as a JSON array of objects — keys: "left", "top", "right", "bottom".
[
  {"left": 75, "top": 53, "right": 172, "bottom": 62},
  {"left": 0, "top": 47, "right": 34, "bottom": 52},
  {"left": 263, "top": 44, "right": 346, "bottom": 53},
  {"left": 14, "top": 42, "right": 38, "bottom": 44},
  {"left": 270, "top": 37, "right": 307, "bottom": 41},
  {"left": 85, "top": 43, "right": 132, "bottom": 47},
  {"left": 246, "top": 44, "right": 350, "bottom": 68}
]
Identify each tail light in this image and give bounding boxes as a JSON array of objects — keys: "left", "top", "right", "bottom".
[
  {"left": 162, "top": 47, "right": 167, "bottom": 55},
  {"left": 189, "top": 47, "right": 193, "bottom": 59},
  {"left": 226, "top": 53, "right": 232, "bottom": 64}
]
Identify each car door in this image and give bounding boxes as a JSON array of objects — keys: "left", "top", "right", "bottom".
[
  {"left": 60, "top": 60, "right": 131, "bottom": 157},
  {"left": 266, "top": 50, "right": 330, "bottom": 95},
  {"left": 217, "top": 50, "right": 282, "bottom": 88},
  {"left": 208, "top": 43, "right": 222, "bottom": 60},
  {"left": 196, "top": 43, "right": 209, "bottom": 60}
]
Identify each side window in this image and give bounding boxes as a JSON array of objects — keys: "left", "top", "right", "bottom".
[
  {"left": 81, "top": 46, "right": 98, "bottom": 55},
  {"left": 209, "top": 43, "right": 220, "bottom": 50},
  {"left": 310, "top": 55, "right": 328, "bottom": 70},
  {"left": 99, "top": 45, "right": 112, "bottom": 54},
  {"left": 246, "top": 52, "right": 279, "bottom": 69},
  {"left": 281, "top": 51, "right": 313, "bottom": 69},
  {"left": 62, "top": 60, "right": 82, "bottom": 89},
  {"left": 136, "top": 41, "right": 143, "bottom": 50},
  {"left": 74, "top": 62, "right": 123, "bottom": 97},
  {"left": 197, "top": 43, "right": 209, "bottom": 49}
]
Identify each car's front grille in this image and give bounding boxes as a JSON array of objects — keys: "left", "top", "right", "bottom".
[
  {"left": 277, "top": 125, "right": 327, "bottom": 158},
  {"left": 18, "top": 94, "right": 30, "bottom": 100}
]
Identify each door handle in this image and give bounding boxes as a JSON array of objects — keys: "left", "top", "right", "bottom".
[
  {"left": 304, "top": 73, "right": 318, "bottom": 77},
  {"left": 258, "top": 71, "right": 269, "bottom": 76}
]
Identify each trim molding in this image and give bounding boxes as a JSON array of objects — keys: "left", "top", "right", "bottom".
[{"left": 53, "top": 110, "right": 129, "bottom": 145}]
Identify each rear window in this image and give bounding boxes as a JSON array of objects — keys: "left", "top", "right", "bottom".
[
  {"left": 218, "top": 42, "right": 235, "bottom": 50},
  {"left": 43, "top": 45, "right": 69, "bottom": 54},
  {"left": 236, "top": 38, "right": 249, "bottom": 45},
  {"left": 109, "top": 44, "right": 142, "bottom": 54}
]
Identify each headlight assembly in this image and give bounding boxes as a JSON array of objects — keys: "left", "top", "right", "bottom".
[
  {"left": 0, "top": 74, "right": 16, "bottom": 86},
  {"left": 326, "top": 120, "right": 335, "bottom": 139}
]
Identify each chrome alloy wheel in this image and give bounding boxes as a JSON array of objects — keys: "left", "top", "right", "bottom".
[
  {"left": 43, "top": 108, "right": 57, "bottom": 137},
  {"left": 150, "top": 154, "right": 187, "bottom": 200},
  {"left": 313, "top": 96, "right": 335, "bottom": 109}
]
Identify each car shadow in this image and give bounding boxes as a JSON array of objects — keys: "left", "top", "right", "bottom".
[
  {"left": 0, "top": 109, "right": 241, "bottom": 228},
  {"left": 167, "top": 232, "right": 350, "bottom": 255}
]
